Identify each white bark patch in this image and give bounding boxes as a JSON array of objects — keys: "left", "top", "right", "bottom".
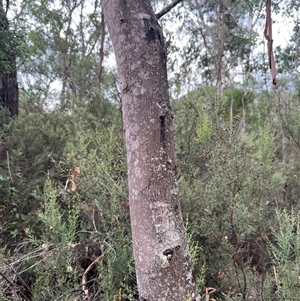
[
  {"left": 140, "top": 86, "right": 147, "bottom": 95},
  {"left": 171, "top": 188, "right": 179, "bottom": 195},
  {"left": 131, "top": 188, "right": 139, "bottom": 197},
  {"left": 137, "top": 13, "right": 151, "bottom": 20}
]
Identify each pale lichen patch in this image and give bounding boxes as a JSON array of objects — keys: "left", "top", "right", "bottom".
[{"left": 159, "top": 254, "right": 170, "bottom": 268}]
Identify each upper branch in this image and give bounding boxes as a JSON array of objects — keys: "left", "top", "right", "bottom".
[{"left": 155, "top": 0, "right": 183, "bottom": 20}]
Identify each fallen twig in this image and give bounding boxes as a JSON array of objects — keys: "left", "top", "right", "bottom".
[
  {"left": 6, "top": 151, "right": 13, "bottom": 185},
  {"left": 82, "top": 254, "right": 103, "bottom": 300}
]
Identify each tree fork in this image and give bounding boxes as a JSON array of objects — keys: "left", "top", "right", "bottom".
[{"left": 102, "top": 0, "right": 200, "bottom": 300}]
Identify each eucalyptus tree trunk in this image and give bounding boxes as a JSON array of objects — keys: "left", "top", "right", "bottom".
[{"left": 102, "top": 1, "right": 200, "bottom": 300}]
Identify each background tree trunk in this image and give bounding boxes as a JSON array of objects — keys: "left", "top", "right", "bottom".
[
  {"left": 102, "top": 1, "right": 200, "bottom": 300},
  {"left": 0, "top": 0, "right": 19, "bottom": 118}
]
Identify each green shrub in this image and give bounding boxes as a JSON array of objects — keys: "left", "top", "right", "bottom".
[{"left": 268, "top": 209, "right": 300, "bottom": 300}]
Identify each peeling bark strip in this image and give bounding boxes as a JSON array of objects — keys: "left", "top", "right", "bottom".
[
  {"left": 102, "top": 0, "right": 200, "bottom": 300},
  {"left": 264, "top": 0, "right": 276, "bottom": 85}
]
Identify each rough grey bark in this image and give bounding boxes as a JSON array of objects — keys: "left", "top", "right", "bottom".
[
  {"left": 0, "top": 0, "right": 19, "bottom": 118},
  {"left": 102, "top": 1, "right": 200, "bottom": 300},
  {"left": 0, "top": 61, "right": 18, "bottom": 118}
]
